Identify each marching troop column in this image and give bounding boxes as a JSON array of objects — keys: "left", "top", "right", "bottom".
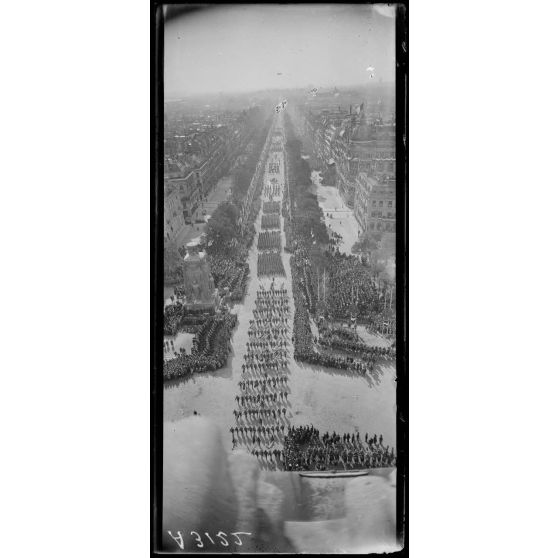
[{"left": 229, "top": 118, "right": 293, "bottom": 470}]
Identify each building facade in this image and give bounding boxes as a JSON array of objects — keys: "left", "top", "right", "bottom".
[
  {"left": 164, "top": 185, "right": 186, "bottom": 243},
  {"left": 165, "top": 169, "right": 204, "bottom": 225},
  {"left": 355, "top": 173, "right": 396, "bottom": 235},
  {"left": 164, "top": 110, "right": 253, "bottom": 204},
  {"left": 354, "top": 172, "right": 378, "bottom": 232},
  {"left": 298, "top": 103, "right": 395, "bottom": 208}
]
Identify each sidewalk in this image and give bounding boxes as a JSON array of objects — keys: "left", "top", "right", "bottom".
[{"left": 313, "top": 178, "right": 362, "bottom": 255}]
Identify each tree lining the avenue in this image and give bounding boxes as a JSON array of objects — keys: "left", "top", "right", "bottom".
[
  {"left": 199, "top": 114, "right": 273, "bottom": 302},
  {"left": 163, "top": 107, "right": 267, "bottom": 284},
  {"left": 163, "top": 114, "right": 273, "bottom": 381},
  {"left": 205, "top": 202, "right": 239, "bottom": 248},
  {"left": 283, "top": 111, "right": 396, "bottom": 372}
]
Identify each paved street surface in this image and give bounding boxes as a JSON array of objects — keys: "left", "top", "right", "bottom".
[
  {"left": 164, "top": 117, "right": 395, "bottom": 458},
  {"left": 311, "top": 171, "right": 362, "bottom": 255},
  {"left": 163, "top": 331, "right": 195, "bottom": 361}
]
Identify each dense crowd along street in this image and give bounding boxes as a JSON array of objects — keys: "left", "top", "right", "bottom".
[
  {"left": 163, "top": 314, "right": 237, "bottom": 380},
  {"left": 161, "top": 8, "right": 402, "bottom": 552},
  {"left": 164, "top": 110, "right": 396, "bottom": 473}
]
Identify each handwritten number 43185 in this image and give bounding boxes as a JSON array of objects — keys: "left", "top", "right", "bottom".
[{"left": 167, "top": 530, "right": 252, "bottom": 550}]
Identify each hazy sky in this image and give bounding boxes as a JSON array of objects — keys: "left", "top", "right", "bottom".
[{"left": 164, "top": 4, "right": 396, "bottom": 98}]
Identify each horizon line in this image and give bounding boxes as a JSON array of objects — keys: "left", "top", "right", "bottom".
[{"left": 164, "top": 81, "right": 396, "bottom": 102}]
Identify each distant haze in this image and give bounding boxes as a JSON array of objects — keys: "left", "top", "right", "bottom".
[{"left": 164, "top": 4, "right": 396, "bottom": 98}]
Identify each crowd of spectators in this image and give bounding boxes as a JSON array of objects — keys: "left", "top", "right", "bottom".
[
  {"left": 283, "top": 219, "right": 294, "bottom": 252},
  {"left": 163, "top": 120, "right": 276, "bottom": 382},
  {"left": 198, "top": 118, "right": 272, "bottom": 305},
  {"left": 208, "top": 254, "right": 249, "bottom": 302},
  {"left": 282, "top": 114, "right": 390, "bottom": 375},
  {"left": 163, "top": 312, "right": 237, "bottom": 381},
  {"left": 324, "top": 251, "right": 380, "bottom": 321},
  {"left": 163, "top": 302, "right": 183, "bottom": 336},
  {"left": 292, "top": 249, "right": 318, "bottom": 314},
  {"left": 318, "top": 324, "right": 396, "bottom": 359}
]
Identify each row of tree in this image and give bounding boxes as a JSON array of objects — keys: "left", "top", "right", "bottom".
[
  {"left": 284, "top": 118, "right": 329, "bottom": 247},
  {"left": 284, "top": 112, "right": 396, "bottom": 327}
]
